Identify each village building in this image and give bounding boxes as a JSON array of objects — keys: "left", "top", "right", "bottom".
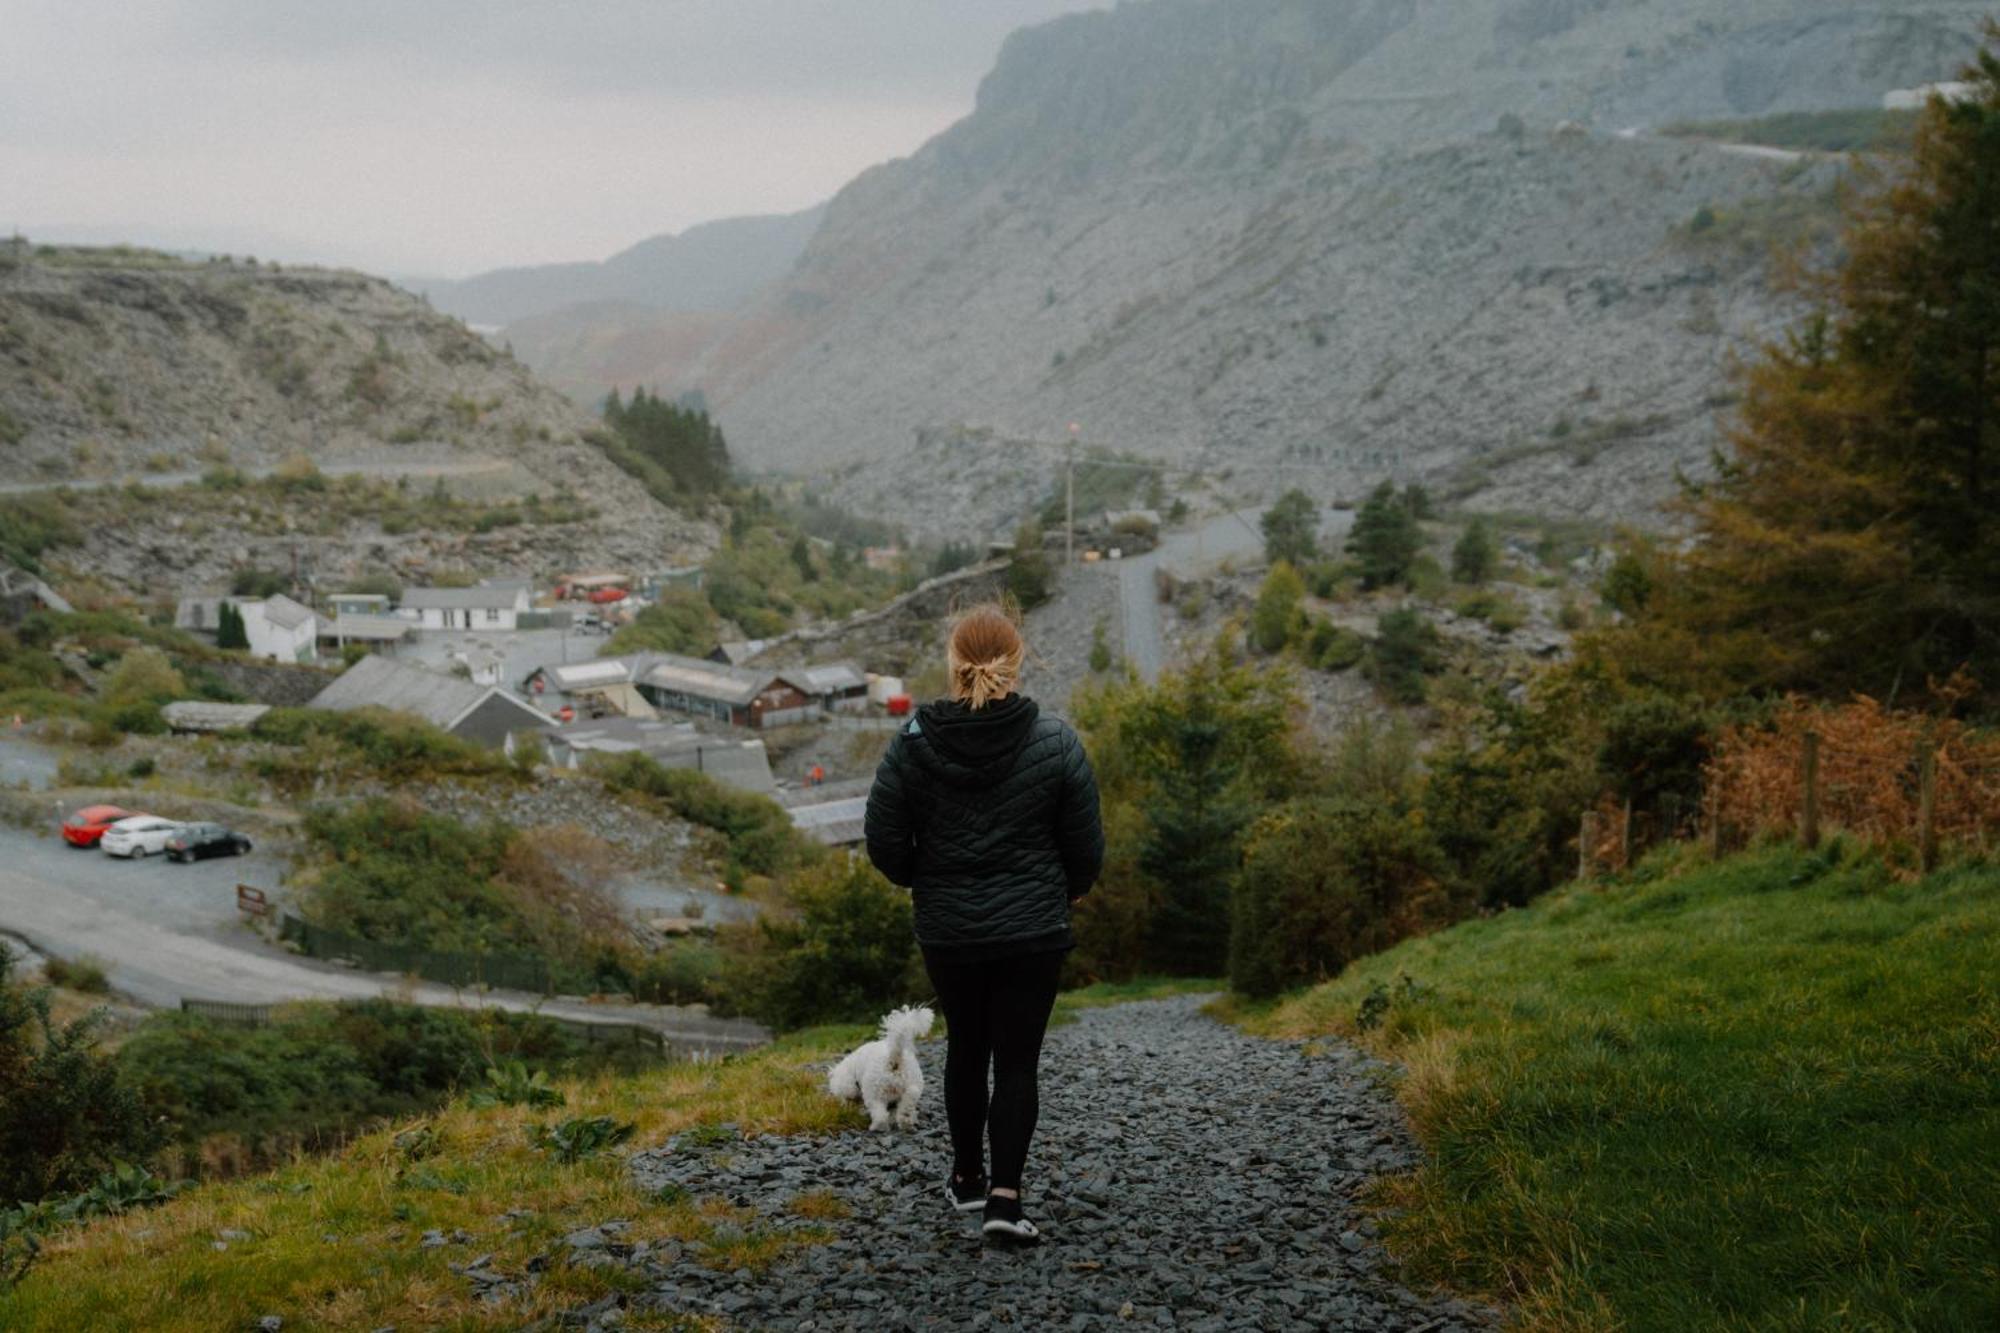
[
  {"left": 180, "top": 594, "right": 318, "bottom": 661},
  {"left": 306, "top": 653, "right": 551, "bottom": 749},
  {"left": 400, "top": 584, "right": 532, "bottom": 631},
  {"left": 528, "top": 653, "right": 874, "bottom": 729},
  {"left": 527, "top": 657, "right": 660, "bottom": 720},
  {"left": 318, "top": 613, "right": 414, "bottom": 656},
  {"left": 0, "top": 564, "right": 73, "bottom": 624},
  {"left": 325, "top": 592, "right": 391, "bottom": 618},
  {"left": 543, "top": 716, "right": 775, "bottom": 794}
]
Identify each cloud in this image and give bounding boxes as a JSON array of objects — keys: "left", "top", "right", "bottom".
[{"left": 0, "top": 0, "right": 1107, "bottom": 275}]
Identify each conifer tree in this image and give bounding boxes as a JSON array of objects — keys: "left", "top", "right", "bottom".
[
  {"left": 1346, "top": 482, "right": 1422, "bottom": 590},
  {"left": 1452, "top": 516, "right": 1496, "bottom": 585},
  {"left": 216, "top": 601, "right": 249, "bottom": 651},
  {"left": 1632, "top": 33, "right": 2000, "bottom": 702}
]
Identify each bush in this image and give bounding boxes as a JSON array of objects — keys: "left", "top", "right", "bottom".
[
  {"left": 589, "top": 752, "right": 820, "bottom": 882},
  {"left": 38, "top": 956, "right": 108, "bottom": 995},
  {"left": 1366, "top": 609, "right": 1441, "bottom": 704},
  {"left": 0, "top": 948, "right": 156, "bottom": 1208},
  {"left": 1229, "top": 799, "right": 1456, "bottom": 998},
  {"left": 1303, "top": 617, "right": 1366, "bottom": 671},
  {"left": 1251, "top": 562, "right": 1305, "bottom": 654},
  {"left": 1452, "top": 517, "right": 1497, "bottom": 585},
  {"left": 116, "top": 1000, "right": 607, "bottom": 1159},
  {"left": 248, "top": 707, "right": 511, "bottom": 786},
  {"left": 295, "top": 800, "right": 625, "bottom": 971},
  {"left": 725, "top": 858, "right": 921, "bottom": 1031}
]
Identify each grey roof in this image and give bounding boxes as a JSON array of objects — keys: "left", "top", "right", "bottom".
[
  {"left": 258, "top": 594, "right": 315, "bottom": 631},
  {"left": 323, "top": 613, "right": 413, "bottom": 642},
  {"left": 711, "top": 639, "right": 774, "bottom": 666},
  {"left": 790, "top": 661, "right": 867, "bottom": 694},
  {"left": 401, "top": 586, "right": 524, "bottom": 611},
  {"left": 308, "top": 653, "right": 545, "bottom": 733},
  {"left": 640, "top": 654, "right": 781, "bottom": 708},
  {"left": 161, "top": 701, "right": 271, "bottom": 732},
  {"left": 550, "top": 716, "right": 775, "bottom": 794},
  {"left": 1, "top": 566, "right": 72, "bottom": 613},
  {"left": 544, "top": 656, "right": 648, "bottom": 692}
]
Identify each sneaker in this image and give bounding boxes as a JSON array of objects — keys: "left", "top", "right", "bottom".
[
  {"left": 981, "top": 1193, "right": 1042, "bottom": 1244},
  {"left": 946, "top": 1173, "right": 987, "bottom": 1213}
]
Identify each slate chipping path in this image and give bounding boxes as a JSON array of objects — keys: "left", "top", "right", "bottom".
[{"left": 560, "top": 995, "right": 1497, "bottom": 1332}]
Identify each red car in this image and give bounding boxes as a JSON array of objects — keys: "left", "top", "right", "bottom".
[
  {"left": 586, "top": 586, "right": 628, "bottom": 604},
  {"left": 62, "top": 804, "right": 135, "bottom": 848}
]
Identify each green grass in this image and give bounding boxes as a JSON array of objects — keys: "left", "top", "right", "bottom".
[
  {"left": 0, "top": 980, "right": 1210, "bottom": 1329},
  {"left": 1226, "top": 842, "right": 2000, "bottom": 1331}
]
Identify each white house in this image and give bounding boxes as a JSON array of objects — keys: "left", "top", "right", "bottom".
[
  {"left": 241, "top": 594, "right": 318, "bottom": 662},
  {"left": 400, "top": 584, "right": 532, "bottom": 632}
]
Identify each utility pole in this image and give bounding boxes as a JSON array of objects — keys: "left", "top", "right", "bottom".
[{"left": 1066, "top": 422, "right": 1079, "bottom": 567}]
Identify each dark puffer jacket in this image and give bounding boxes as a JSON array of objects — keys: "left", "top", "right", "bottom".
[{"left": 864, "top": 694, "right": 1104, "bottom": 957}]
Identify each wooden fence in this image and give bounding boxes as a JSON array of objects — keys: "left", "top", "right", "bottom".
[{"left": 1580, "top": 705, "right": 2000, "bottom": 878}]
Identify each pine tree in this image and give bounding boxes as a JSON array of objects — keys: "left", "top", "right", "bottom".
[
  {"left": 1628, "top": 33, "right": 2000, "bottom": 702},
  {"left": 1259, "top": 489, "right": 1319, "bottom": 568},
  {"left": 1346, "top": 482, "right": 1422, "bottom": 590},
  {"left": 216, "top": 601, "right": 249, "bottom": 651},
  {"left": 1452, "top": 517, "right": 1496, "bottom": 585},
  {"left": 789, "top": 535, "right": 817, "bottom": 583}
]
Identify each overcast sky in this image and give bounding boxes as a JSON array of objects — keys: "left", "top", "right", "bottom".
[{"left": 3, "top": 0, "right": 1109, "bottom": 278}]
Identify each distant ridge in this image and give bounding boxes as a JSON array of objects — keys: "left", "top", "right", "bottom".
[{"left": 412, "top": 205, "right": 826, "bottom": 329}]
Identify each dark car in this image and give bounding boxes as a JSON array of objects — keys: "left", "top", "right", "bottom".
[{"left": 163, "top": 822, "right": 252, "bottom": 863}]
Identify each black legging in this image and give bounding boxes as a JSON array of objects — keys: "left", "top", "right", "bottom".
[{"left": 922, "top": 949, "right": 1064, "bottom": 1191}]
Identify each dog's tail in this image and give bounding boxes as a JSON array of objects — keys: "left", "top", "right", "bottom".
[{"left": 880, "top": 1004, "right": 934, "bottom": 1070}]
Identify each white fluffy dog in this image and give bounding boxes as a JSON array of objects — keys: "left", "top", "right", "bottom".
[{"left": 827, "top": 1005, "right": 934, "bottom": 1131}]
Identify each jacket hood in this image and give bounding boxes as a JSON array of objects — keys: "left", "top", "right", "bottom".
[{"left": 909, "top": 694, "right": 1041, "bottom": 788}]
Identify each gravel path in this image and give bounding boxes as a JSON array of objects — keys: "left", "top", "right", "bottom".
[{"left": 578, "top": 995, "right": 1495, "bottom": 1332}]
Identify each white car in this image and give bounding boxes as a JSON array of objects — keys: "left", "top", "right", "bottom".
[{"left": 100, "top": 815, "right": 183, "bottom": 859}]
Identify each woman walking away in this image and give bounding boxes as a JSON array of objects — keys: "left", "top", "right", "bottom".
[{"left": 864, "top": 605, "right": 1104, "bottom": 1244}]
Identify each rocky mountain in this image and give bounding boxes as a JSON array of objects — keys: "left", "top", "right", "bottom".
[
  {"left": 0, "top": 242, "right": 713, "bottom": 595},
  {"left": 570, "top": 0, "right": 1991, "bottom": 535},
  {"left": 411, "top": 205, "right": 826, "bottom": 329}
]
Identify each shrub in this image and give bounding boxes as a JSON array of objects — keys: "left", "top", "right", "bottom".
[
  {"left": 101, "top": 648, "right": 183, "bottom": 707},
  {"left": 1251, "top": 562, "right": 1305, "bottom": 654},
  {"left": 0, "top": 948, "right": 157, "bottom": 1208},
  {"left": 115, "top": 1000, "right": 606, "bottom": 1160},
  {"left": 296, "top": 800, "right": 625, "bottom": 970},
  {"left": 726, "top": 858, "right": 920, "bottom": 1031},
  {"left": 589, "top": 752, "right": 820, "bottom": 882},
  {"left": 1229, "top": 798, "right": 1456, "bottom": 999},
  {"left": 38, "top": 956, "right": 108, "bottom": 995},
  {"left": 1303, "top": 617, "right": 1366, "bottom": 671},
  {"left": 1345, "top": 482, "right": 1422, "bottom": 589},
  {"left": 1366, "top": 609, "right": 1441, "bottom": 704}
]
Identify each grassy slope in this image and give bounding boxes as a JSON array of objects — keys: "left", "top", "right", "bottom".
[
  {"left": 0, "top": 979, "right": 1206, "bottom": 1332},
  {"left": 1226, "top": 843, "right": 2000, "bottom": 1332}
]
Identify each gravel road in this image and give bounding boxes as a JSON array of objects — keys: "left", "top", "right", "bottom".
[{"left": 536, "top": 994, "right": 1495, "bottom": 1331}]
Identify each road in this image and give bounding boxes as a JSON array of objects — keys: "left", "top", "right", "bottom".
[
  {"left": 0, "top": 817, "right": 765, "bottom": 1050},
  {"left": 0, "top": 456, "right": 516, "bottom": 496},
  {"left": 1117, "top": 506, "right": 1354, "bottom": 682}
]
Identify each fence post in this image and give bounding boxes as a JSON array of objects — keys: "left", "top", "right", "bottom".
[
  {"left": 1707, "top": 783, "right": 1723, "bottom": 860},
  {"left": 1620, "top": 797, "right": 1635, "bottom": 870},
  {"left": 1800, "top": 731, "right": 1822, "bottom": 850},
  {"left": 1579, "top": 810, "right": 1598, "bottom": 880},
  {"left": 1917, "top": 744, "right": 1938, "bottom": 874}
]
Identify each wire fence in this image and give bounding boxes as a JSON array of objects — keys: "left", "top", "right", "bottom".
[
  {"left": 278, "top": 913, "right": 552, "bottom": 995},
  {"left": 1580, "top": 695, "right": 2000, "bottom": 877}
]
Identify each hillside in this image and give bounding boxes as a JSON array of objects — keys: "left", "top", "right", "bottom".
[
  {"left": 412, "top": 204, "right": 826, "bottom": 330},
  {"left": 0, "top": 243, "right": 713, "bottom": 594},
  {"left": 1232, "top": 844, "right": 2000, "bottom": 1330},
  {"left": 553, "top": 0, "right": 1990, "bottom": 536}
]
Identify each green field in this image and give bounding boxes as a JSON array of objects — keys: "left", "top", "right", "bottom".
[{"left": 1228, "top": 842, "right": 2000, "bottom": 1331}]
